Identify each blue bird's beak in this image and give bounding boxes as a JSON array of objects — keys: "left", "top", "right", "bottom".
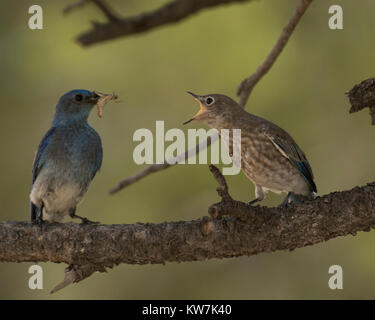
[
  {"left": 92, "top": 91, "right": 118, "bottom": 118},
  {"left": 90, "top": 92, "right": 101, "bottom": 103}
]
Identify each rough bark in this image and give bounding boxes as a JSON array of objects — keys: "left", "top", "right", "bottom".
[{"left": 2, "top": 181, "right": 375, "bottom": 266}]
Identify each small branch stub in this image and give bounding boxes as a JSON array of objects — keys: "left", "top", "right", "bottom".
[
  {"left": 347, "top": 77, "right": 375, "bottom": 125},
  {"left": 208, "top": 164, "right": 232, "bottom": 202},
  {"left": 207, "top": 165, "right": 253, "bottom": 221},
  {"left": 208, "top": 164, "right": 232, "bottom": 219},
  {"left": 50, "top": 264, "right": 108, "bottom": 294}
]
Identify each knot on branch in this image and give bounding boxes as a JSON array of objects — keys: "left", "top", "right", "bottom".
[{"left": 347, "top": 77, "right": 375, "bottom": 125}]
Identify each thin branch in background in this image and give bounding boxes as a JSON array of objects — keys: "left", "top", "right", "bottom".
[
  {"left": 237, "top": 0, "right": 313, "bottom": 107},
  {"left": 109, "top": 0, "right": 312, "bottom": 194},
  {"left": 63, "top": 0, "right": 119, "bottom": 21},
  {"left": 109, "top": 135, "right": 216, "bottom": 194},
  {"left": 62, "top": 0, "right": 89, "bottom": 15},
  {"left": 66, "top": 0, "right": 253, "bottom": 46},
  {"left": 91, "top": 0, "right": 120, "bottom": 22}
]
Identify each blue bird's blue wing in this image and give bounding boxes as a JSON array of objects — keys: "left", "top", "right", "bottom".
[
  {"left": 90, "top": 142, "right": 103, "bottom": 181},
  {"left": 32, "top": 127, "right": 56, "bottom": 183},
  {"left": 30, "top": 127, "right": 56, "bottom": 221},
  {"left": 265, "top": 132, "right": 317, "bottom": 193},
  {"left": 82, "top": 126, "right": 103, "bottom": 182}
]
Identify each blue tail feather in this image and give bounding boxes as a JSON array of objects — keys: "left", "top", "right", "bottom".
[{"left": 30, "top": 202, "right": 39, "bottom": 222}]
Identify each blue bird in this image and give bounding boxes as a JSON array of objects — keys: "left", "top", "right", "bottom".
[{"left": 30, "top": 89, "right": 106, "bottom": 224}]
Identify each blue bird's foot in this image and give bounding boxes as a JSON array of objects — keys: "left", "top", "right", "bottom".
[
  {"left": 31, "top": 203, "right": 45, "bottom": 231},
  {"left": 31, "top": 216, "right": 45, "bottom": 232}
]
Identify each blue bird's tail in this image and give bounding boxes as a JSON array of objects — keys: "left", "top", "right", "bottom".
[{"left": 30, "top": 202, "right": 39, "bottom": 222}]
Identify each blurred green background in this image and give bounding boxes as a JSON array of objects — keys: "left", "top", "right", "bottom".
[{"left": 0, "top": 0, "right": 374, "bottom": 299}]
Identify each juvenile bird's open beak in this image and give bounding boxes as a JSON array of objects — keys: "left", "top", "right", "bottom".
[{"left": 183, "top": 91, "right": 208, "bottom": 125}]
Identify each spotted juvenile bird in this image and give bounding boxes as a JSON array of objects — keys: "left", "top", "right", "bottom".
[
  {"left": 30, "top": 89, "right": 114, "bottom": 224},
  {"left": 184, "top": 92, "right": 317, "bottom": 205}
]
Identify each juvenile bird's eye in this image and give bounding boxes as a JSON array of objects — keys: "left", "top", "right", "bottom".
[
  {"left": 75, "top": 94, "right": 83, "bottom": 102},
  {"left": 206, "top": 97, "right": 214, "bottom": 105}
]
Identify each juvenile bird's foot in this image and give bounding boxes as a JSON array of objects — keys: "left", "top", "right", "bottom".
[
  {"left": 279, "top": 192, "right": 294, "bottom": 207},
  {"left": 69, "top": 212, "right": 100, "bottom": 225},
  {"left": 248, "top": 198, "right": 262, "bottom": 206},
  {"left": 279, "top": 192, "right": 306, "bottom": 208},
  {"left": 248, "top": 185, "right": 264, "bottom": 206},
  {"left": 80, "top": 217, "right": 100, "bottom": 225}
]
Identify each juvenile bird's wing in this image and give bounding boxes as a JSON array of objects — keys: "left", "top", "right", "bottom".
[
  {"left": 32, "top": 127, "right": 56, "bottom": 184},
  {"left": 262, "top": 125, "right": 317, "bottom": 193}
]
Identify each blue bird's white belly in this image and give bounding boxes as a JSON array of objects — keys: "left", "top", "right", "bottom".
[{"left": 30, "top": 167, "right": 85, "bottom": 222}]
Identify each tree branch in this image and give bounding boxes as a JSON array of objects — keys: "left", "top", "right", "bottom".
[
  {"left": 67, "top": 0, "right": 253, "bottom": 46},
  {"left": 63, "top": 0, "right": 90, "bottom": 15},
  {"left": 90, "top": 0, "right": 120, "bottom": 22},
  {"left": 2, "top": 179, "right": 375, "bottom": 292},
  {"left": 63, "top": 0, "right": 119, "bottom": 21},
  {"left": 109, "top": 135, "right": 217, "bottom": 194},
  {"left": 237, "top": 0, "right": 313, "bottom": 107},
  {"left": 109, "top": 0, "right": 312, "bottom": 194}
]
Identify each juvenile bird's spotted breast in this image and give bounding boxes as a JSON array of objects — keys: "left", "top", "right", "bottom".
[
  {"left": 240, "top": 131, "right": 305, "bottom": 190},
  {"left": 213, "top": 114, "right": 311, "bottom": 195}
]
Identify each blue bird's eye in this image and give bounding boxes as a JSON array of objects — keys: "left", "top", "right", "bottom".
[{"left": 75, "top": 94, "right": 83, "bottom": 102}]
